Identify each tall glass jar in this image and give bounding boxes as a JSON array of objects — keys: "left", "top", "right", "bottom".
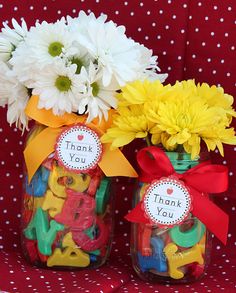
[
  {"left": 130, "top": 150, "right": 212, "bottom": 283},
  {"left": 21, "top": 124, "right": 114, "bottom": 269}
]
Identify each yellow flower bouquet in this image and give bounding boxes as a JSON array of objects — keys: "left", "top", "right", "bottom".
[
  {"left": 102, "top": 79, "right": 236, "bottom": 158},
  {"left": 101, "top": 79, "right": 236, "bottom": 283}
]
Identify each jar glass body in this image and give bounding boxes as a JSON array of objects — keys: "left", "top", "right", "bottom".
[
  {"left": 130, "top": 151, "right": 212, "bottom": 283},
  {"left": 21, "top": 124, "right": 114, "bottom": 269}
]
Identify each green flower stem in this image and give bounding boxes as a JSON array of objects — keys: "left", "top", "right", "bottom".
[{"left": 145, "top": 134, "right": 152, "bottom": 146}]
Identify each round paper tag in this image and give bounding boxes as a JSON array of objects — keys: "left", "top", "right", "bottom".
[
  {"left": 55, "top": 125, "right": 102, "bottom": 172},
  {"left": 143, "top": 178, "right": 191, "bottom": 226}
]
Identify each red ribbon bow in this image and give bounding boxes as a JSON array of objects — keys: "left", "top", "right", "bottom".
[{"left": 125, "top": 146, "right": 229, "bottom": 245}]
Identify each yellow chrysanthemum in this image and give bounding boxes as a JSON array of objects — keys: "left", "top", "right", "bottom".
[
  {"left": 102, "top": 79, "right": 236, "bottom": 158},
  {"left": 117, "top": 79, "right": 170, "bottom": 107},
  {"left": 148, "top": 97, "right": 221, "bottom": 158},
  {"left": 101, "top": 105, "right": 154, "bottom": 148},
  {"left": 196, "top": 82, "right": 236, "bottom": 123}
]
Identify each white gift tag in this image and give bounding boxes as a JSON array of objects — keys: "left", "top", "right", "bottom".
[
  {"left": 55, "top": 124, "right": 102, "bottom": 172},
  {"left": 143, "top": 178, "right": 191, "bottom": 226}
]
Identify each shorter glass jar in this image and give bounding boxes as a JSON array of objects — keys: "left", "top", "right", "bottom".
[
  {"left": 21, "top": 124, "right": 114, "bottom": 269},
  {"left": 130, "top": 151, "right": 211, "bottom": 283}
]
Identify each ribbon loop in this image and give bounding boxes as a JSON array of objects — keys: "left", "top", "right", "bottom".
[{"left": 137, "top": 146, "right": 174, "bottom": 182}]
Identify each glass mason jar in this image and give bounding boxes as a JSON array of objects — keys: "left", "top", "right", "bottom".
[
  {"left": 21, "top": 124, "right": 114, "bottom": 269},
  {"left": 130, "top": 150, "right": 212, "bottom": 283}
]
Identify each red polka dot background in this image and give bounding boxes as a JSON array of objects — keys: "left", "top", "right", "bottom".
[{"left": 0, "top": 1, "right": 235, "bottom": 292}]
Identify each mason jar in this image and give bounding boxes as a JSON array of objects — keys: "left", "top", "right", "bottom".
[
  {"left": 21, "top": 124, "right": 114, "bottom": 269},
  {"left": 130, "top": 150, "right": 212, "bottom": 283}
]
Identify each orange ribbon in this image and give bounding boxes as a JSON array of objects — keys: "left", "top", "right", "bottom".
[{"left": 24, "top": 96, "right": 138, "bottom": 182}]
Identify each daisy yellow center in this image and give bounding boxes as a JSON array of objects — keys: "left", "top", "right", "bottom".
[
  {"left": 71, "top": 57, "right": 84, "bottom": 74},
  {"left": 55, "top": 76, "right": 72, "bottom": 92},
  {"left": 48, "top": 42, "right": 64, "bottom": 57},
  {"left": 91, "top": 82, "right": 99, "bottom": 96}
]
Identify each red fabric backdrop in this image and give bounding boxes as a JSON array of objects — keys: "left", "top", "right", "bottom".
[{"left": 0, "top": 1, "right": 236, "bottom": 292}]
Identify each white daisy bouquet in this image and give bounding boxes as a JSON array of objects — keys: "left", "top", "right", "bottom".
[{"left": 0, "top": 11, "right": 167, "bottom": 131}]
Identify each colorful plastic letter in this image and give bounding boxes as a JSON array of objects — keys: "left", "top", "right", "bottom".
[
  {"left": 72, "top": 216, "right": 108, "bottom": 251},
  {"left": 164, "top": 243, "right": 204, "bottom": 279},
  {"left": 138, "top": 237, "right": 167, "bottom": 272},
  {"left": 47, "top": 247, "right": 90, "bottom": 267},
  {"left": 24, "top": 207, "right": 64, "bottom": 255},
  {"left": 138, "top": 224, "right": 152, "bottom": 256},
  {"left": 55, "top": 190, "right": 95, "bottom": 230},
  {"left": 169, "top": 219, "right": 206, "bottom": 247},
  {"left": 25, "top": 166, "right": 50, "bottom": 197},
  {"left": 41, "top": 190, "right": 65, "bottom": 217},
  {"left": 48, "top": 163, "right": 91, "bottom": 198},
  {"left": 95, "top": 178, "right": 111, "bottom": 214}
]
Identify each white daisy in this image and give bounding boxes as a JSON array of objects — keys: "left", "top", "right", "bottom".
[
  {"left": 10, "top": 18, "right": 77, "bottom": 86},
  {"left": 67, "top": 11, "right": 107, "bottom": 34},
  {"left": 74, "top": 13, "right": 142, "bottom": 87},
  {"left": 0, "top": 61, "right": 29, "bottom": 130},
  {"left": 136, "top": 45, "right": 168, "bottom": 82},
  {"left": 7, "top": 83, "right": 29, "bottom": 131},
  {"left": 27, "top": 18, "right": 75, "bottom": 66},
  {"left": 62, "top": 45, "right": 92, "bottom": 75},
  {"left": 0, "top": 18, "right": 28, "bottom": 62},
  {"left": 77, "top": 62, "right": 118, "bottom": 122},
  {"left": 32, "top": 60, "right": 85, "bottom": 115},
  {"left": 0, "top": 61, "right": 14, "bottom": 106},
  {"left": 2, "top": 18, "right": 28, "bottom": 46},
  {"left": 0, "top": 35, "right": 14, "bottom": 62}
]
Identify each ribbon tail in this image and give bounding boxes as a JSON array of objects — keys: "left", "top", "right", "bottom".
[
  {"left": 24, "top": 127, "right": 62, "bottom": 182},
  {"left": 192, "top": 192, "right": 229, "bottom": 245},
  {"left": 98, "top": 144, "right": 138, "bottom": 178},
  {"left": 124, "top": 202, "right": 150, "bottom": 224}
]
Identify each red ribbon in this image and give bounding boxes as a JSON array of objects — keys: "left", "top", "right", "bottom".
[{"left": 125, "top": 146, "right": 229, "bottom": 245}]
